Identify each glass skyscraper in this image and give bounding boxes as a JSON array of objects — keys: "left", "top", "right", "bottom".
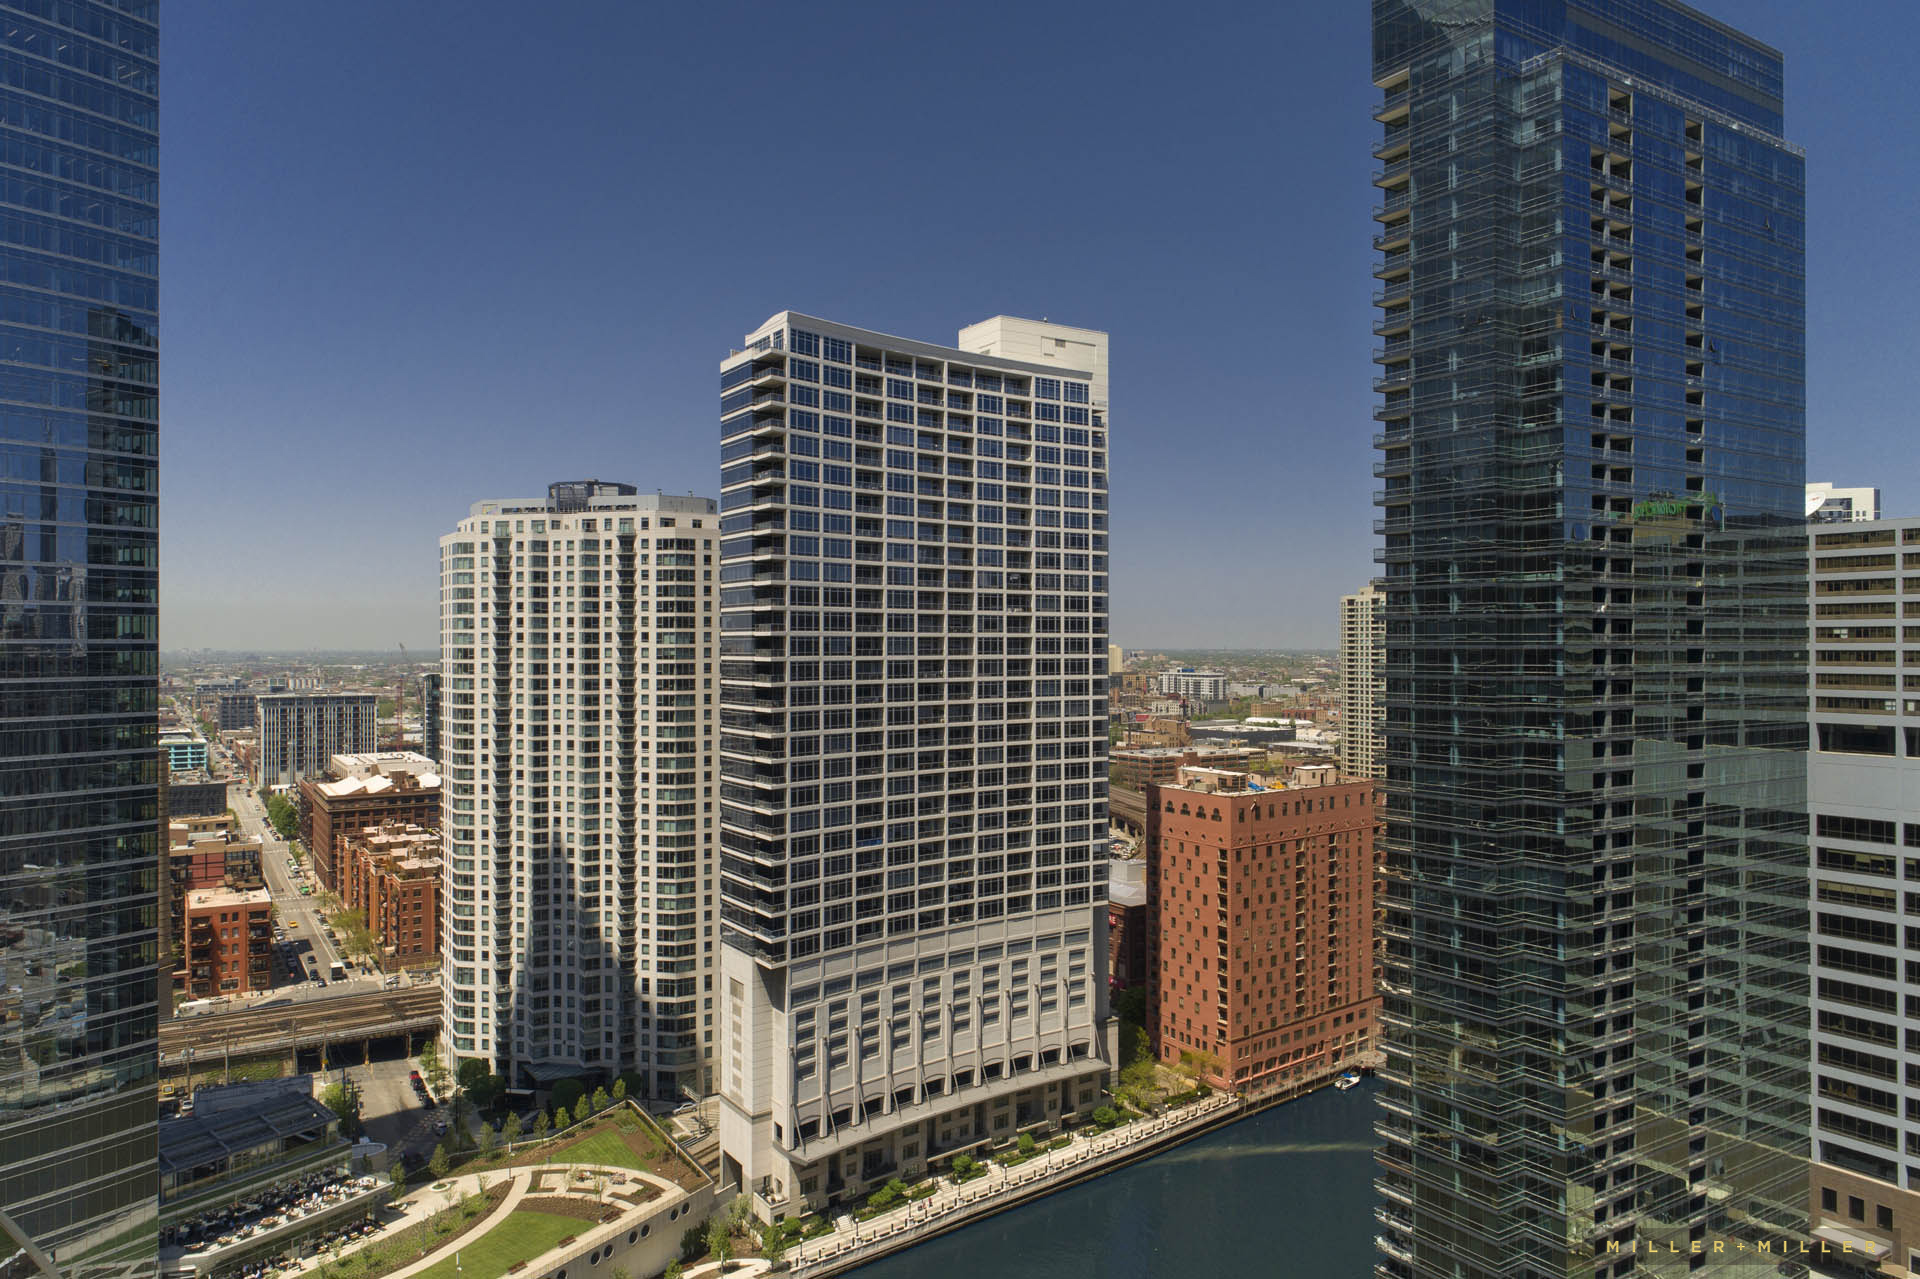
[
  {"left": 1369, "top": 3, "right": 1807, "bottom": 1276},
  {"left": 0, "top": 2, "right": 161, "bottom": 1274}
]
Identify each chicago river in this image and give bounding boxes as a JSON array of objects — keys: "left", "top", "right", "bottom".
[{"left": 847, "top": 1081, "right": 1380, "bottom": 1278}]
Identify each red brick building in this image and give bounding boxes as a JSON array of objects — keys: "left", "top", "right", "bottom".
[
  {"left": 184, "top": 886, "right": 273, "bottom": 997},
  {"left": 298, "top": 752, "right": 440, "bottom": 893},
  {"left": 166, "top": 817, "right": 264, "bottom": 995},
  {"left": 339, "top": 823, "right": 441, "bottom": 970},
  {"left": 1146, "top": 767, "right": 1381, "bottom": 1093},
  {"left": 1108, "top": 867, "right": 1149, "bottom": 991}
]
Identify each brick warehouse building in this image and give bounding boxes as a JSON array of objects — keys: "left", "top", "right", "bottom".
[
  {"left": 184, "top": 886, "right": 273, "bottom": 997},
  {"left": 1146, "top": 766, "right": 1381, "bottom": 1092},
  {"left": 297, "top": 752, "right": 440, "bottom": 892},
  {"left": 338, "top": 823, "right": 441, "bottom": 970}
]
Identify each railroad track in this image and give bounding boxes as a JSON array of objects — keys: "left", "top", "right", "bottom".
[{"left": 161, "top": 987, "right": 441, "bottom": 1064}]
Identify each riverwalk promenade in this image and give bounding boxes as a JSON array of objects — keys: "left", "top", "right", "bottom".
[{"left": 789, "top": 1088, "right": 1252, "bottom": 1277}]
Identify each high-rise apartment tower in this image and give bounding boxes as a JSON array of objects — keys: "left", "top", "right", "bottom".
[
  {"left": 439, "top": 484, "right": 720, "bottom": 1097},
  {"left": 1339, "top": 584, "right": 1385, "bottom": 779},
  {"left": 1805, "top": 516, "right": 1920, "bottom": 1271},
  {"left": 1370, "top": 3, "right": 1809, "bottom": 1276},
  {"left": 254, "top": 693, "right": 378, "bottom": 789},
  {"left": 715, "top": 313, "right": 1115, "bottom": 1215},
  {"left": 0, "top": 3, "right": 162, "bottom": 1273}
]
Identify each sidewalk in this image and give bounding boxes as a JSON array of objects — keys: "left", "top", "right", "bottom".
[
  {"left": 788, "top": 1093, "right": 1241, "bottom": 1274},
  {"left": 380, "top": 1171, "right": 533, "bottom": 1279}
]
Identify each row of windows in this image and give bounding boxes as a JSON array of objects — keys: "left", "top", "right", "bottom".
[
  {"left": 784, "top": 331, "right": 1091, "bottom": 405},
  {"left": 772, "top": 889, "right": 1101, "bottom": 959}
]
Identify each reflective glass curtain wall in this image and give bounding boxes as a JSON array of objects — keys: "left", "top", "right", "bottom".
[
  {"left": 1370, "top": 2, "right": 1806, "bottom": 1276},
  {"left": 0, "top": 0, "right": 160, "bottom": 1274}
]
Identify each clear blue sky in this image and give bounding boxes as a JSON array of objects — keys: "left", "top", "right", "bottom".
[{"left": 159, "top": 0, "right": 1916, "bottom": 652}]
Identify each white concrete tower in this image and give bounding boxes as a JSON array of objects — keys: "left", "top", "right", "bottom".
[
  {"left": 1338, "top": 584, "right": 1385, "bottom": 779},
  {"left": 439, "top": 482, "right": 721, "bottom": 1097}
]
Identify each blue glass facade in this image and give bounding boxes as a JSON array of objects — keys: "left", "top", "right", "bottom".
[
  {"left": 0, "top": 1, "right": 159, "bottom": 1273},
  {"left": 1370, "top": 2, "right": 1806, "bottom": 1276}
]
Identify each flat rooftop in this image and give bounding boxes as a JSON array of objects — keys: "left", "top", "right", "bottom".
[
  {"left": 159, "top": 1080, "right": 338, "bottom": 1179},
  {"left": 186, "top": 886, "right": 271, "bottom": 910}
]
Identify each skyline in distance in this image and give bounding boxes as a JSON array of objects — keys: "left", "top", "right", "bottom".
[{"left": 160, "top": 0, "right": 1914, "bottom": 652}]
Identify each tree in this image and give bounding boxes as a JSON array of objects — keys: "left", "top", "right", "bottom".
[
  {"left": 320, "top": 1082, "right": 361, "bottom": 1138},
  {"left": 531, "top": 1110, "right": 550, "bottom": 1140},
  {"left": 264, "top": 791, "right": 300, "bottom": 841},
  {"left": 387, "top": 1164, "right": 408, "bottom": 1196},
  {"left": 610, "top": 1077, "right": 627, "bottom": 1103},
  {"left": 727, "top": 1193, "right": 751, "bottom": 1231},
  {"left": 502, "top": 1112, "right": 523, "bottom": 1144},
  {"left": 551, "top": 1077, "right": 586, "bottom": 1117},
  {"left": 1112, "top": 985, "right": 1148, "bottom": 1027},
  {"left": 1120, "top": 1022, "right": 1151, "bottom": 1068},
  {"left": 476, "top": 1123, "right": 497, "bottom": 1156},
  {"left": 428, "top": 1144, "right": 450, "bottom": 1181},
  {"left": 1178, "top": 1047, "right": 1223, "bottom": 1086},
  {"left": 552, "top": 1103, "right": 571, "bottom": 1131},
  {"left": 664, "top": 1264, "right": 684, "bottom": 1279},
  {"left": 950, "top": 1153, "right": 978, "bottom": 1183},
  {"left": 458, "top": 1059, "right": 504, "bottom": 1111},
  {"left": 1017, "top": 1132, "right": 1036, "bottom": 1156},
  {"left": 707, "top": 1216, "right": 733, "bottom": 1271},
  {"left": 589, "top": 1085, "right": 609, "bottom": 1115},
  {"left": 759, "top": 1224, "right": 788, "bottom": 1270}
]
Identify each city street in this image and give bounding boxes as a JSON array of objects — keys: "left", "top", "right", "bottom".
[
  {"left": 228, "top": 786, "right": 381, "bottom": 999},
  {"left": 340, "top": 1057, "right": 445, "bottom": 1165}
]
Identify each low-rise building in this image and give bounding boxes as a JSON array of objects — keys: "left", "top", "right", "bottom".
[
  {"left": 1187, "top": 720, "right": 1301, "bottom": 749},
  {"left": 1107, "top": 858, "right": 1149, "bottom": 991},
  {"left": 1157, "top": 669, "right": 1228, "bottom": 701},
  {"left": 1146, "top": 766, "right": 1381, "bottom": 1093},
  {"left": 298, "top": 752, "right": 441, "bottom": 893},
  {"left": 1112, "top": 746, "right": 1264, "bottom": 791},
  {"left": 339, "top": 823, "right": 441, "bottom": 970},
  {"left": 184, "top": 886, "right": 272, "bottom": 997},
  {"left": 166, "top": 818, "right": 264, "bottom": 994},
  {"left": 158, "top": 1079, "right": 382, "bottom": 1279},
  {"left": 169, "top": 824, "right": 262, "bottom": 892},
  {"left": 160, "top": 733, "right": 209, "bottom": 773},
  {"left": 164, "top": 770, "right": 228, "bottom": 819}
]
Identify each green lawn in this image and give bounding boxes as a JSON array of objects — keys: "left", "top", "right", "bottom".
[
  {"left": 409, "top": 1209, "right": 581, "bottom": 1279},
  {"left": 546, "top": 1128, "right": 652, "bottom": 1171}
]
